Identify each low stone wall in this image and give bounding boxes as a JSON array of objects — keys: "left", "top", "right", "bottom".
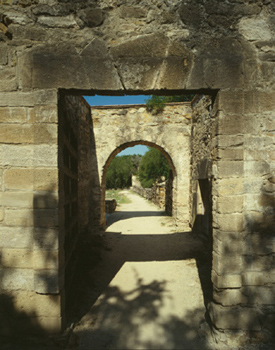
[{"left": 131, "top": 176, "right": 166, "bottom": 210}]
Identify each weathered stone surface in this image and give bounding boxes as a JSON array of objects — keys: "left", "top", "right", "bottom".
[
  {"left": 8, "top": 291, "right": 62, "bottom": 317},
  {"left": 0, "top": 90, "right": 57, "bottom": 107},
  {"left": 1, "top": 268, "right": 33, "bottom": 291},
  {"left": 208, "top": 302, "right": 261, "bottom": 331},
  {"left": 1, "top": 248, "right": 33, "bottom": 268},
  {"left": 78, "top": 8, "right": 103, "bottom": 27},
  {"left": 34, "top": 269, "right": 63, "bottom": 294},
  {"left": 213, "top": 251, "right": 243, "bottom": 275},
  {"left": 0, "top": 107, "right": 26, "bottom": 123},
  {"left": 238, "top": 16, "right": 273, "bottom": 42},
  {"left": 0, "top": 226, "right": 33, "bottom": 249},
  {"left": 3, "top": 168, "right": 34, "bottom": 190},
  {"left": 212, "top": 270, "right": 242, "bottom": 289},
  {"left": 33, "top": 249, "right": 59, "bottom": 270}
]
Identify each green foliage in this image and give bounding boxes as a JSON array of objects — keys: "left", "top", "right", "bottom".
[
  {"left": 106, "top": 189, "right": 131, "bottom": 205},
  {"left": 145, "top": 95, "right": 166, "bottom": 115},
  {"left": 138, "top": 147, "right": 170, "bottom": 188},
  {"left": 106, "top": 155, "right": 141, "bottom": 189},
  {"left": 145, "top": 94, "right": 195, "bottom": 114}
]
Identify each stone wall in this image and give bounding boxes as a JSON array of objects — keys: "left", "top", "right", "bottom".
[
  {"left": 59, "top": 95, "right": 94, "bottom": 312},
  {"left": 209, "top": 91, "right": 275, "bottom": 339},
  {"left": 0, "top": 0, "right": 275, "bottom": 343},
  {"left": 191, "top": 95, "right": 215, "bottom": 242},
  {"left": 131, "top": 175, "right": 168, "bottom": 211},
  {"left": 91, "top": 103, "right": 192, "bottom": 229}
]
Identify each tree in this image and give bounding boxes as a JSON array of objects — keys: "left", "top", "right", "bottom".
[
  {"left": 145, "top": 94, "right": 195, "bottom": 114},
  {"left": 138, "top": 147, "right": 170, "bottom": 188},
  {"left": 106, "top": 155, "right": 142, "bottom": 189}
]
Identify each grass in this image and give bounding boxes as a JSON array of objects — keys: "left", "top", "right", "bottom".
[{"left": 106, "top": 189, "right": 131, "bottom": 205}]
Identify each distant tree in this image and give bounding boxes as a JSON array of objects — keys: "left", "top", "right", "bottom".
[
  {"left": 138, "top": 147, "right": 170, "bottom": 188},
  {"left": 106, "top": 154, "right": 142, "bottom": 189},
  {"left": 145, "top": 94, "right": 195, "bottom": 114}
]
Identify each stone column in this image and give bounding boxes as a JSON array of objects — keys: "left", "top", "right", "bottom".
[
  {"left": 0, "top": 89, "right": 63, "bottom": 333},
  {"left": 209, "top": 90, "right": 275, "bottom": 339}
]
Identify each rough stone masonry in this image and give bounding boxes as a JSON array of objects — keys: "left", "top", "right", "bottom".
[{"left": 0, "top": 0, "right": 275, "bottom": 345}]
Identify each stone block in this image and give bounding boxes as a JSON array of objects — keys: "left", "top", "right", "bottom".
[
  {"left": 0, "top": 90, "right": 57, "bottom": 107},
  {"left": 213, "top": 230, "right": 246, "bottom": 256},
  {"left": 212, "top": 270, "right": 242, "bottom": 289},
  {"left": 1, "top": 248, "right": 33, "bottom": 268},
  {"left": 28, "top": 105, "right": 58, "bottom": 123},
  {"left": 216, "top": 134, "right": 244, "bottom": 148},
  {"left": 243, "top": 178, "right": 263, "bottom": 194},
  {"left": 216, "top": 161, "right": 244, "bottom": 178},
  {"left": 33, "top": 208, "right": 59, "bottom": 227},
  {"left": 10, "top": 291, "right": 62, "bottom": 318},
  {"left": 33, "top": 228, "right": 59, "bottom": 250},
  {"left": 33, "top": 124, "right": 58, "bottom": 144},
  {"left": 244, "top": 160, "right": 270, "bottom": 177},
  {"left": 0, "top": 67, "right": 18, "bottom": 92},
  {"left": 1, "top": 191, "right": 33, "bottom": 208},
  {"left": 213, "top": 251, "right": 243, "bottom": 275},
  {"left": 1, "top": 267, "right": 34, "bottom": 291},
  {"left": 33, "top": 250, "right": 59, "bottom": 270},
  {"left": 214, "top": 288, "right": 247, "bottom": 306},
  {"left": 33, "top": 192, "right": 58, "bottom": 209},
  {"left": 218, "top": 114, "right": 258, "bottom": 135},
  {"left": 34, "top": 168, "right": 58, "bottom": 191},
  {"left": 243, "top": 254, "right": 275, "bottom": 273},
  {"left": 4, "top": 208, "right": 33, "bottom": 227},
  {"left": 216, "top": 196, "right": 243, "bottom": 214},
  {"left": 36, "top": 316, "right": 62, "bottom": 333},
  {"left": 212, "top": 91, "right": 242, "bottom": 116},
  {"left": 217, "top": 148, "right": 244, "bottom": 161},
  {"left": 33, "top": 145, "right": 58, "bottom": 167},
  {"left": 242, "top": 271, "right": 275, "bottom": 286},
  {"left": 242, "top": 286, "right": 275, "bottom": 305},
  {"left": 3, "top": 168, "right": 34, "bottom": 190},
  {"left": 0, "top": 208, "right": 3, "bottom": 222},
  {"left": 243, "top": 194, "right": 262, "bottom": 211},
  {"left": 34, "top": 269, "right": 63, "bottom": 294},
  {"left": 0, "top": 226, "right": 33, "bottom": 249},
  {"left": 0, "top": 107, "right": 27, "bottom": 123},
  {"left": 214, "top": 178, "right": 244, "bottom": 197},
  {"left": 213, "top": 213, "right": 244, "bottom": 232},
  {"left": 208, "top": 302, "right": 261, "bottom": 331},
  {"left": 1, "top": 145, "right": 34, "bottom": 167}
]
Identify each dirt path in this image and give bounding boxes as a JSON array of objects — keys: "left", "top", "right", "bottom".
[{"left": 72, "top": 190, "right": 215, "bottom": 349}]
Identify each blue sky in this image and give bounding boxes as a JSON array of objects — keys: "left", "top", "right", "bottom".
[
  {"left": 83, "top": 95, "right": 149, "bottom": 155},
  {"left": 84, "top": 95, "right": 148, "bottom": 106}
]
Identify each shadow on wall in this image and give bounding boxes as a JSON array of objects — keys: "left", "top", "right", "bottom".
[
  {"left": 210, "top": 173, "right": 275, "bottom": 342},
  {"left": 0, "top": 189, "right": 62, "bottom": 348}
]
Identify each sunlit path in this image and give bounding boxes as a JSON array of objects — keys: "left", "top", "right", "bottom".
[{"left": 73, "top": 190, "right": 212, "bottom": 350}]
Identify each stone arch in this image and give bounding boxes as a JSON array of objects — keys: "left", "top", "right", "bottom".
[
  {"left": 90, "top": 103, "right": 192, "bottom": 229},
  {"left": 101, "top": 140, "right": 177, "bottom": 227}
]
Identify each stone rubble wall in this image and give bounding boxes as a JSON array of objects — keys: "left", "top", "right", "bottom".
[
  {"left": 131, "top": 175, "right": 167, "bottom": 210},
  {"left": 190, "top": 95, "right": 215, "bottom": 241}
]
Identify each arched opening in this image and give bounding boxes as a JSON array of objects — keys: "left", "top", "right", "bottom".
[{"left": 101, "top": 141, "right": 177, "bottom": 227}]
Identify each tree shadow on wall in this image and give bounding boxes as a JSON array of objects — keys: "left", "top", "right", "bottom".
[
  {"left": 0, "top": 190, "right": 64, "bottom": 349},
  {"left": 210, "top": 177, "right": 275, "bottom": 346}
]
